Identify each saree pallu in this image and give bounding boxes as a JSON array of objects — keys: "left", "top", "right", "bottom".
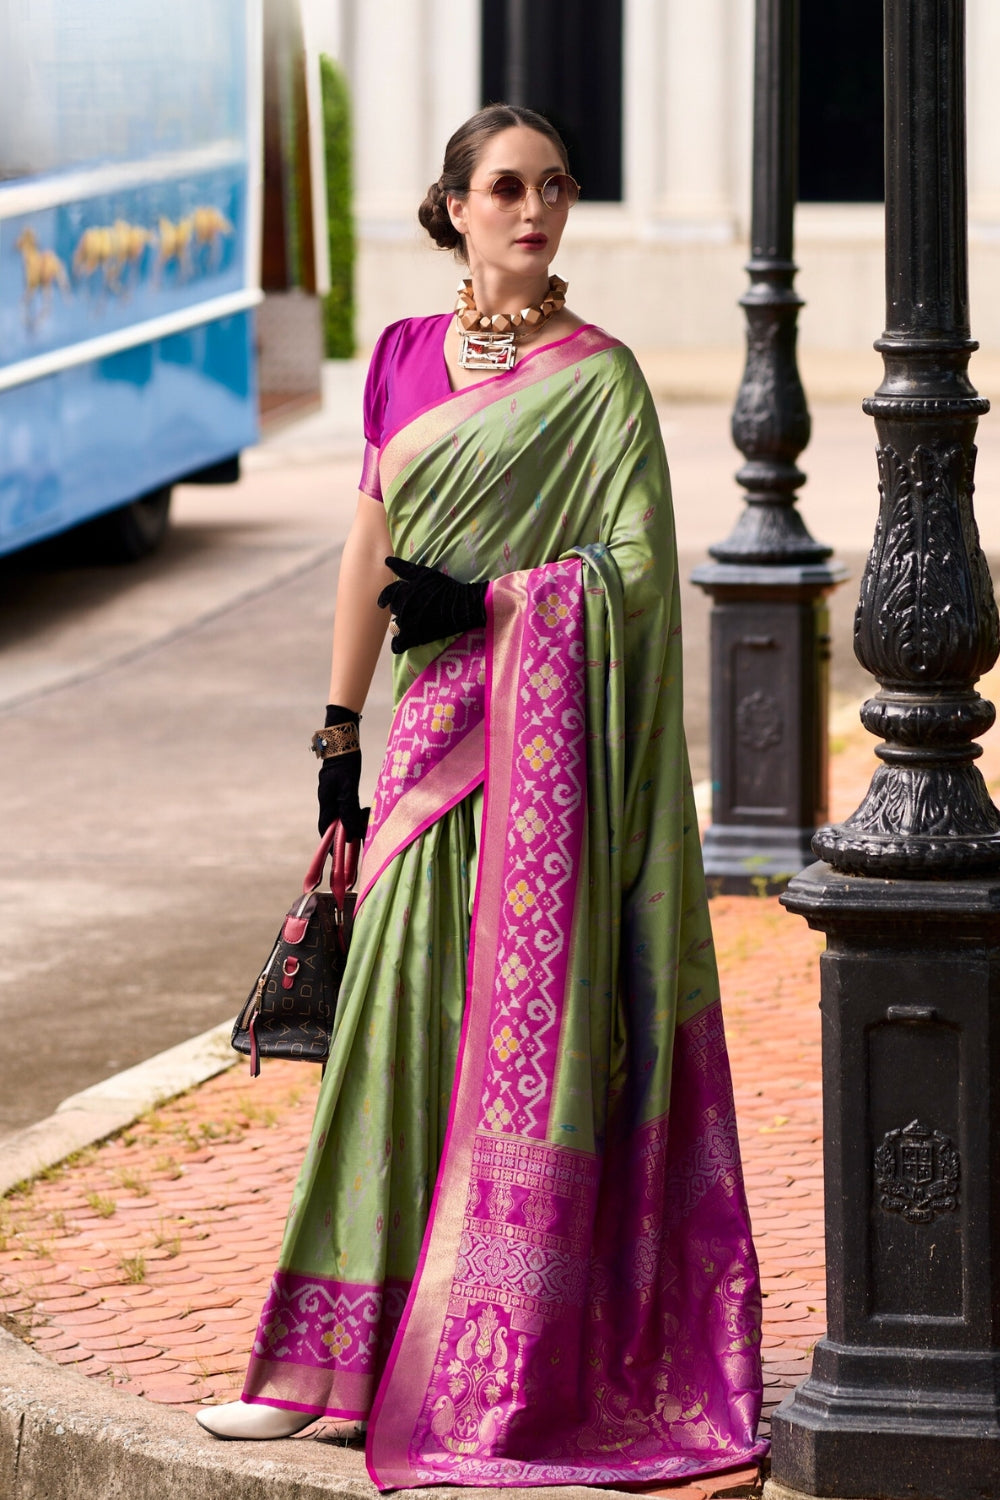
[{"left": 243, "top": 326, "right": 766, "bottom": 1488}]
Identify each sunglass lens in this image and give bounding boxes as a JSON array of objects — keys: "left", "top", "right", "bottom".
[
  {"left": 490, "top": 175, "right": 526, "bottom": 209},
  {"left": 541, "top": 174, "right": 579, "bottom": 209}
]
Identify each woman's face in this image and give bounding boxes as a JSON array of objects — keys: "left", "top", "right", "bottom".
[{"left": 447, "top": 125, "right": 570, "bottom": 283}]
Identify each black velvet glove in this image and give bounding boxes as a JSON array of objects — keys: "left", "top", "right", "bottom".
[
  {"left": 317, "top": 704, "right": 370, "bottom": 841},
  {"left": 377, "top": 556, "right": 488, "bottom": 655}
]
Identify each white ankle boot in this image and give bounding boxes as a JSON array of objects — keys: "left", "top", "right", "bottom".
[{"left": 196, "top": 1400, "right": 316, "bottom": 1440}]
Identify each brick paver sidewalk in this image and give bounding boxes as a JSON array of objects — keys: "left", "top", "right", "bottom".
[{"left": 5, "top": 692, "right": 1000, "bottom": 1498}]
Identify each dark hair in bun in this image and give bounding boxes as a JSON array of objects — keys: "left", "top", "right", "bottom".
[
  {"left": 418, "top": 103, "right": 571, "bottom": 261},
  {"left": 418, "top": 179, "right": 462, "bottom": 251}
]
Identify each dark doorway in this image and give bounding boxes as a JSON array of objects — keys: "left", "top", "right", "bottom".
[
  {"left": 480, "top": 0, "right": 623, "bottom": 203},
  {"left": 799, "top": 0, "right": 884, "bottom": 202}
]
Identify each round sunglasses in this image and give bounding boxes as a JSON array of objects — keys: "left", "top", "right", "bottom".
[{"left": 469, "top": 172, "right": 581, "bottom": 212}]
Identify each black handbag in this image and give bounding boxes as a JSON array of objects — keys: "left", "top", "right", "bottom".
[{"left": 231, "top": 822, "right": 360, "bottom": 1076}]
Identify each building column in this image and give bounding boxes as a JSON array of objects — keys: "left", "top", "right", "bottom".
[
  {"left": 967, "top": 0, "right": 1000, "bottom": 224},
  {"left": 656, "top": 0, "right": 736, "bottom": 238},
  {"left": 351, "top": 0, "right": 428, "bottom": 237},
  {"left": 345, "top": 0, "right": 481, "bottom": 340}
]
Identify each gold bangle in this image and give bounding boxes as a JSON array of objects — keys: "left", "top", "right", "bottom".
[{"left": 310, "top": 723, "right": 360, "bottom": 759}]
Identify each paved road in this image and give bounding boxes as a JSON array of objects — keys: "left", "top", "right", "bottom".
[
  {"left": 3, "top": 366, "right": 1000, "bottom": 1140},
  {"left": 0, "top": 388, "right": 379, "bottom": 1141}
]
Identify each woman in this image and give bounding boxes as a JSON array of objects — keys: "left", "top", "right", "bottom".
[{"left": 198, "top": 104, "right": 766, "bottom": 1488}]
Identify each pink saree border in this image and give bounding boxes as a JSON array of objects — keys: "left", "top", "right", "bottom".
[
  {"left": 243, "top": 1272, "right": 412, "bottom": 1419},
  {"left": 243, "top": 1377, "right": 374, "bottom": 1420},
  {"left": 378, "top": 325, "right": 621, "bottom": 498},
  {"left": 360, "top": 439, "right": 381, "bottom": 500},
  {"left": 367, "top": 562, "right": 589, "bottom": 1489},
  {"left": 365, "top": 575, "right": 519, "bottom": 1483},
  {"left": 357, "top": 632, "right": 489, "bottom": 908},
  {"left": 357, "top": 732, "right": 484, "bottom": 907}
]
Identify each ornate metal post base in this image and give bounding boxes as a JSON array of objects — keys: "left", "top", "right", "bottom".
[
  {"left": 693, "top": 0, "right": 845, "bottom": 895},
  {"left": 771, "top": 874, "right": 1000, "bottom": 1499},
  {"left": 695, "top": 572, "right": 841, "bottom": 894},
  {"left": 768, "top": 2, "right": 1000, "bottom": 1496}
]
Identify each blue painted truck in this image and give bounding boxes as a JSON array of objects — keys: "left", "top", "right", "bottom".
[{"left": 0, "top": 0, "right": 262, "bottom": 559}]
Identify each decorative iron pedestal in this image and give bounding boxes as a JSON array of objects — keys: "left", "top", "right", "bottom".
[
  {"left": 772, "top": 874, "right": 1000, "bottom": 1499},
  {"left": 693, "top": 567, "right": 841, "bottom": 894},
  {"left": 769, "top": 0, "right": 1000, "bottom": 1494},
  {"left": 693, "top": 0, "right": 845, "bottom": 894}
]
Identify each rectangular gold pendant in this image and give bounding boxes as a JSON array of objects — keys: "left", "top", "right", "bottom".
[{"left": 459, "top": 333, "right": 516, "bottom": 371}]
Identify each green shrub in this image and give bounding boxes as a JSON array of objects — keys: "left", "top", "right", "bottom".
[{"left": 320, "top": 55, "right": 355, "bottom": 358}]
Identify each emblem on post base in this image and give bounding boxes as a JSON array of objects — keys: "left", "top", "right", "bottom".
[{"left": 874, "top": 1119, "right": 960, "bottom": 1224}]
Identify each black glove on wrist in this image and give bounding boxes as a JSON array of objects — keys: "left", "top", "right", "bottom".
[
  {"left": 317, "top": 704, "right": 369, "bottom": 841},
  {"left": 377, "top": 556, "right": 488, "bottom": 655}
]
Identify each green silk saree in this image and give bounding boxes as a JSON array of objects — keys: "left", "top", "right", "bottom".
[{"left": 243, "top": 326, "right": 765, "bottom": 1488}]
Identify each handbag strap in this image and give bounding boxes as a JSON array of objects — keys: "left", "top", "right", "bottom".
[
  {"left": 303, "top": 822, "right": 338, "bottom": 894},
  {"left": 302, "top": 821, "right": 360, "bottom": 900},
  {"left": 330, "top": 821, "right": 360, "bottom": 905}
]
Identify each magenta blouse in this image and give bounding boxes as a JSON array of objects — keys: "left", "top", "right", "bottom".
[
  {"left": 358, "top": 315, "right": 600, "bottom": 502},
  {"left": 358, "top": 315, "right": 453, "bottom": 502}
]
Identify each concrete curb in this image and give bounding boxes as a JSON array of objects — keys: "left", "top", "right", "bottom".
[
  {"left": 0, "top": 1022, "right": 239, "bottom": 1197},
  {"left": 0, "top": 1327, "right": 622, "bottom": 1500},
  {"left": 0, "top": 1323, "right": 373, "bottom": 1499}
]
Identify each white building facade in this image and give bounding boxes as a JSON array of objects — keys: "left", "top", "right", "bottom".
[{"left": 304, "top": 0, "right": 1000, "bottom": 361}]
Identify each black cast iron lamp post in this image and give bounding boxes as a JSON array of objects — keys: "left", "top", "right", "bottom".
[
  {"left": 769, "top": 0, "right": 1000, "bottom": 1495},
  {"left": 693, "top": 0, "right": 846, "bottom": 895}
]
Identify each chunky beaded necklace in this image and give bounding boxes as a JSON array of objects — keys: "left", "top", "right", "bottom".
[{"left": 455, "top": 274, "right": 568, "bottom": 371}]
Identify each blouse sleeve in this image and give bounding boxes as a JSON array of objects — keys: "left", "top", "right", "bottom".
[{"left": 358, "top": 321, "right": 404, "bottom": 502}]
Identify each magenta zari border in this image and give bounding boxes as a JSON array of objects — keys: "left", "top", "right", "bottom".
[
  {"left": 468, "top": 563, "right": 586, "bottom": 1142},
  {"left": 359, "top": 764, "right": 484, "bottom": 909},
  {"left": 367, "top": 561, "right": 591, "bottom": 1488},
  {"left": 357, "top": 632, "right": 489, "bottom": 908},
  {"left": 364, "top": 582, "right": 507, "bottom": 1476},
  {"left": 360, "top": 439, "right": 382, "bottom": 501},
  {"left": 243, "top": 1272, "right": 411, "bottom": 1420}
]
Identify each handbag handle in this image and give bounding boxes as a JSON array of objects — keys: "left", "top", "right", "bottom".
[
  {"left": 302, "top": 821, "right": 360, "bottom": 900},
  {"left": 330, "top": 821, "right": 360, "bottom": 906}
]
